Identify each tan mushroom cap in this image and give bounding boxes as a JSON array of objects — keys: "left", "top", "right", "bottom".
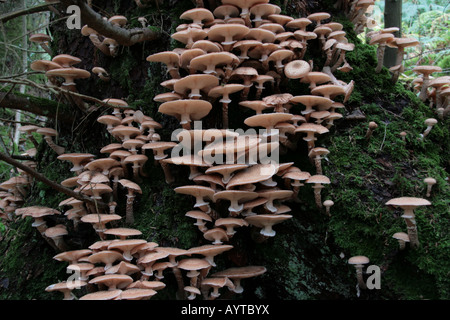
[
  {"left": 174, "top": 185, "right": 215, "bottom": 207},
  {"left": 53, "top": 249, "right": 92, "bottom": 264},
  {"left": 89, "top": 274, "right": 134, "bottom": 290},
  {"left": 207, "top": 23, "right": 250, "bottom": 46},
  {"left": 290, "top": 95, "right": 333, "bottom": 114},
  {"left": 108, "top": 239, "right": 148, "bottom": 261},
  {"left": 268, "top": 14, "right": 294, "bottom": 26},
  {"left": 215, "top": 217, "right": 248, "bottom": 236},
  {"left": 286, "top": 18, "right": 312, "bottom": 30},
  {"left": 311, "top": 84, "right": 346, "bottom": 99},
  {"left": 188, "top": 244, "right": 233, "bottom": 266},
  {"left": 84, "top": 157, "right": 120, "bottom": 174},
  {"left": 300, "top": 72, "right": 331, "bottom": 87},
  {"left": 393, "top": 232, "right": 410, "bottom": 242},
  {"left": 30, "top": 60, "right": 61, "bottom": 72},
  {"left": 244, "top": 113, "right": 293, "bottom": 133},
  {"left": 222, "top": 0, "right": 269, "bottom": 16},
  {"left": 191, "top": 40, "right": 222, "bottom": 53},
  {"left": 348, "top": 255, "right": 370, "bottom": 265},
  {"left": 211, "top": 265, "right": 267, "bottom": 293},
  {"left": 173, "top": 74, "right": 219, "bottom": 97},
  {"left": 226, "top": 163, "right": 278, "bottom": 189},
  {"left": 44, "top": 224, "right": 68, "bottom": 238},
  {"left": 246, "top": 27, "right": 276, "bottom": 43},
  {"left": 51, "top": 54, "right": 81, "bottom": 68},
  {"left": 385, "top": 197, "right": 431, "bottom": 217},
  {"left": 81, "top": 214, "right": 122, "bottom": 232},
  {"left": 203, "top": 227, "right": 229, "bottom": 244},
  {"left": 119, "top": 288, "right": 157, "bottom": 300},
  {"left": 57, "top": 153, "right": 95, "bottom": 172},
  {"left": 306, "top": 174, "right": 331, "bottom": 186},
  {"left": 104, "top": 227, "right": 143, "bottom": 239},
  {"left": 185, "top": 210, "right": 213, "bottom": 225},
  {"left": 108, "top": 15, "right": 128, "bottom": 27},
  {"left": 45, "top": 68, "right": 90, "bottom": 85},
  {"left": 239, "top": 100, "right": 269, "bottom": 114},
  {"left": 245, "top": 214, "right": 292, "bottom": 237},
  {"left": 180, "top": 8, "right": 214, "bottom": 25},
  {"left": 178, "top": 258, "right": 211, "bottom": 278},
  {"left": 127, "top": 280, "right": 166, "bottom": 291},
  {"left": 307, "top": 12, "right": 331, "bottom": 25},
  {"left": 45, "top": 281, "right": 87, "bottom": 299},
  {"left": 88, "top": 250, "right": 124, "bottom": 270},
  {"left": 199, "top": 135, "right": 260, "bottom": 160},
  {"left": 412, "top": 65, "right": 443, "bottom": 77},
  {"left": 258, "top": 189, "right": 294, "bottom": 212},
  {"left": 158, "top": 99, "right": 212, "bottom": 125},
  {"left": 213, "top": 190, "right": 258, "bottom": 214},
  {"left": 205, "top": 163, "right": 248, "bottom": 184},
  {"left": 79, "top": 289, "right": 122, "bottom": 300},
  {"left": 208, "top": 84, "right": 245, "bottom": 103},
  {"left": 284, "top": 59, "right": 311, "bottom": 79}
]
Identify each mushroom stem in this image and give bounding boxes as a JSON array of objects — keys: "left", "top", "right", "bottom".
[
  {"left": 43, "top": 136, "right": 65, "bottom": 155},
  {"left": 375, "top": 44, "right": 387, "bottom": 73},
  {"left": 222, "top": 102, "right": 229, "bottom": 129},
  {"left": 354, "top": 264, "right": 367, "bottom": 289},
  {"left": 125, "top": 194, "right": 135, "bottom": 225},
  {"left": 313, "top": 156, "right": 323, "bottom": 175},
  {"left": 160, "top": 161, "right": 174, "bottom": 184},
  {"left": 403, "top": 217, "right": 420, "bottom": 248},
  {"left": 313, "top": 186, "right": 323, "bottom": 208},
  {"left": 172, "top": 266, "right": 186, "bottom": 300}
]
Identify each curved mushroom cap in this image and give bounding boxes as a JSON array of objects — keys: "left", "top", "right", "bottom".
[
  {"left": 146, "top": 51, "right": 180, "bottom": 69},
  {"left": 284, "top": 59, "right": 311, "bottom": 79},
  {"left": 246, "top": 214, "right": 292, "bottom": 236},
  {"left": 87, "top": 250, "right": 124, "bottom": 269},
  {"left": 30, "top": 33, "right": 51, "bottom": 44},
  {"left": 199, "top": 135, "right": 260, "bottom": 159},
  {"left": 57, "top": 153, "right": 95, "bottom": 171},
  {"left": 44, "top": 224, "right": 68, "bottom": 238},
  {"left": 389, "top": 37, "right": 420, "bottom": 50},
  {"left": 412, "top": 65, "right": 443, "bottom": 77},
  {"left": 177, "top": 258, "right": 211, "bottom": 274},
  {"left": 211, "top": 266, "right": 266, "bottom": 292},
  {"left": 226, "top": 163, "right": 278, "bottom": 189},
  {"left": 185, "top": 210, "right": 213, "bottom": 224},
  {"left": 174, "top": 185, "right": 215, "bottom": 206},
  {"left": 311, "top": 84, "right": 346, "bottom": 99},
  {"left": 369, "top": 32, "right": 395, "bottom": 45},
  {"left": 244, "top": 113, "right": 293, "bottom": 133},
  {"left": 290, "top": 95, "right": 333, "bottom": 114},
  {"left": 89, "top": 274, "right": 134, "bottom": 290},
  {"left": 79, "top": 289, "right": 122, "bottom": 300},
  {"left": 104, "top": 227, "right": 143, "bottom": 239},
  {"left": 205, "top": 163, "right": 248, "bottom": 184},
  {"left": 158, "top": 99, "right": 212, "bottom": 125},
  {"left": 239, "top": 100, "right": 269, "bottom": 114},
  {"left": 385, "top": 197, "right": 431, "bottom": 209},
  {"left": 180, "top": 8, "right": 214, "bottom": 25},
  {"left": 286, "top": 17, "right": 312, "bottom": 30},
  {"left": 51, "top": 54, "right": 81, "bottom": 68},
  {"left": 107, "top": 239, "right": 148, "bottom": 261},
  {"left": 213, "top": 190, "right": 258, "bottom": 213},
  {"left": 306, "top": 174, "right": 331, "bottom": 185},
  {"left": 84, "top": 157, "right": 120, "bottom": 173},
  {"left": 307, "top": 12, "right": 331, "bottom": 24},
  {"left": 207, "top": 23, "right": 250, "bottom": 45},
  {"left": 30, "top": 60, "right": 61, "bottom": 72},
  {"left": 348, "top": 255, "right": 370, "bottom": 265},
  {"left": 53, "top": 249, "right": 92, "bottom": 264},
  {"left": 45, "top": 68, "right": 90, "bottom": 85},
  {"left": 301, "top": 72, "right": 331, "bottom": 87},
  {"left": 392, "top": 232, "right": 410, "bottom": 242},
  {"left": 120, "top": 288, "right": 157, "bottom": 300},
  {"left": 203, "top": 227, "right": 229, "bottom": 244},
  {"left": 173, "top": 74, "right": 219, "bottom": 97},
  {"left": 208, "top": 84, "right": 245, "bottom": 103},
  {"left": 108, "top": 15, "right": 128, "bottom": 27}
]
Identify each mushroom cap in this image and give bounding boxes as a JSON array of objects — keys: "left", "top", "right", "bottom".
[
  {"left": 102, "top": 98, "right": 128, "bottom": 108},
  {"left": 423, "top": 177, "right": 437, "bottom": 185},
  {"left": 79, "top": 290, "right": 122, "bottom": 300},
  {"left": 180, "top": 8, "right": 214, "bottom": 24},
  {"left": 120, "top": 288, "right": 157, "bottom": 300},
  {"left": 369, "top": 32, "right": 395, "bottom": 45},
  {"left": 104, "top": 227, "right": 143, "bottom": 239},
  {"left": 239, "top": 100, "right": 269, "bottom": 113},
  {"left": 307, "top": 12, "right": 331, "bottom": 23},
  {"left": 244, "top": 113, "right": 293, "bottom": 129},
  {"left": 207, "top": 23, "right": 250, "bottom": 45},
  {"left": 283, "top": 59, "right": 310, "bottom": 79},
  {"left": 203, "top": 227, "right": 229, "bottom": 244},
  {"left": 385, "top": 197, "right": 431, "bottom": 208},
  {"left": 199, "top": 135, "right": 260, "bottom": 158},
  {"left": 89, "top": 274, "right": 134, "bottom": 290},
  {"left": 189, "top": 52, "right": 236, "bottom": 74},
  {"left": 285, "top": 18, "right": 312, "bottom": 30},
  {"left": 205, "top": 163, "right": 248, "bottom": 183},
  {"left": 226, "top": 163, "right": 278, "bottom": 189},
  {"left": 30, "top": 60, "right": 62, "bottom": 72},
  {"left": 29, "top": 33, "right": 51, "bottom": 43},
  {"left": 390, "top": 37, "right": 420, "bottom": 49},
  {"left": 44, "top": 224, "right": 68, "bottom": 238},
  {"left": 158, "top": 99, "right": 212, "bottom": 124},
  {"left": 108, "top": 15, "right": 128, "bottom": 26},
  {"left": 412, "top": 65, "right": 442, "bottom": 77},
  {"left": 173, "top": 74, "right": 219, "bottom": 96},
  {"left": 53, "top": 249, "right": 92, "bottom": 263},
  {"left": 188, "top": 244, "right": 233, "bottom": 257},
  {"left": 45, "top": 68, "right": 91, "bottom": 84},
  {"left": 290, "top": 95, "right": 333, "bottom": 112},
  {"left": 213, "top": 190, "right": 258, "bottom": 204},
  {"left": 87, "top": 250, "right": 124, "bottom": 267},
  {"left": 300, "top": 72, "right": 331, "bottom": 86},
  {"left": 424, "top": 118, "right": 438, "bottom": 126},
  {"left": 84, "top": 157, "right": 120, "bottom": 172},
  {"left": 348, "top": 255, "right": 370, "bottom": 265},
  {"left": 118, "top": 179, "right": 142, "bottom": 194},
  {"left": 177, "top": 258, "right": 211, "bottom": 272},
  {"left": 174, "top": 185, "right": 215, "bottom": 203},
  {"left": 51, "top": 54, "right": 81, "bottom": 67},
  {"left": 16, "top": 205, "right": 61, "bottom": 219},
  {"left": 211, "top": 265, "right": 267, "bottom": 279},
  {"left": 392, "top": 232, "right": 410, "bottom": 242},
  {"left": 185, "top": 210, "right": 213, "bottom": 223},
  {"left": 306, "top": 174, "right": 331, "bottom": 184},
  {"left": 311, "top": 84, "right": 346, "bottom": 98},
  {"left": 36, "top": 127, "right": 58, "bottom": 137}
]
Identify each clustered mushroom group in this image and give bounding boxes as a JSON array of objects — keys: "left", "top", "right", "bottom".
[{"left": 0, "top": 0, "right": 445, "bottom": 300}]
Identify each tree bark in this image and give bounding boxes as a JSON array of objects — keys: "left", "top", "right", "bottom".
[{"left": 383, "top": 0, "right": 402, "bottom": 68}]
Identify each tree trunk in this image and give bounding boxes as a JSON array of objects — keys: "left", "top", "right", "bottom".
[{"left": 383, "top": 0, "right": 402, "bottom": 68}]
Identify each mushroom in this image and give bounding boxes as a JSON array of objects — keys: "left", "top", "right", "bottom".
[
  {"left": 92, "top": 67, "right": 110, "bottom": 81},
  {"left": 208, "top": 84, "right": 245, "bottom": 129},
  {"left": 29, "top": 33, "right": 52, "bottom": 55},
  {"left": 323, "top": 199, "right": 334, "bottom": 216},
  {"left": 392, "top": 232, "right": 410, "bottom": 250},
  {"left": 412, "top": 65, "right": 442, "bottom": 101},
  {"left": 365, "top": 121, "right": 378, "bottom": 140},
  {"left": 245, "top": 214, "right": 292, "bottom": 237},
  {"left": 211, "top": 265, "right": 267, "bottom": 294},
  {"left": 57, "top": 153, "right": 95, "bottom": 175},
  {"left": 385, "top": 197, "right": 431, "bottom": 248},
  {"left": 35, "top": 127, "right": 65, "bottom": 155},
  {"left": 422, "top": 118, "right": 438, "bottom": 139},
  {"left": 201, "top": 277, "right": 235, "bottom": 300},
  {"left": 423, "top": 177, "right": 437, "bottom": 197},
  {"left": 158, "top": 99, "right": 212, "bottom": 130},
  {"left": 369, "top": 32, "right": 394, "bottom": 73},
  {"left": 45, "top": 281, "right": 87, "bottom": 300},
  {"left": 388, "top": 37, "right": 420, "bottom": 83},
  {"left": 177, "top": 258, "right": 211, "bottom": 287},
  {"left": 146, "top": 51, "right": 181, "bottom": 79},
  {"left": 306, "top": 174, "right": 331, "bottom": 208},
  {"left": 348, "top": 255, "right": 370, "bottom": 290},
  {"left": 118, "top": 179, "right": 142, "bottom": 225}
]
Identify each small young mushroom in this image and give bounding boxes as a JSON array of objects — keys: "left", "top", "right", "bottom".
[
  {"left": 423, "top": 177, "right": 436, "bottom": 197},
  {"left": 422, "top": 118, "right": 438, "bottom": 139},
  {"left": 392, "top": 232, "right": 410, "bottom": 250},
  {"left": 323, "top": 199, "right": 334, "bottom": 216},
  {"left": 365, "top": 121, "right": 378, "bottom": 140},
  {"left": 92, "top": 67, "right": 110, "bottom": 81},
  {"left": 36, "top": 127, "right": 65, "bottom": 155},
  {"left": 348, "top": 255, "right": 370, "bottom": 290}
]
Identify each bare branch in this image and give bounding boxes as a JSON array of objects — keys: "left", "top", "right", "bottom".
[
  {"left": 59, "top": 0, "right": 160, "bottom": 46},
  {"left": 0, "top": 2, "right": 60, "bottom": 23},
  {"left": 0, "top": 151, "right": 108, "bottom": 209}
]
